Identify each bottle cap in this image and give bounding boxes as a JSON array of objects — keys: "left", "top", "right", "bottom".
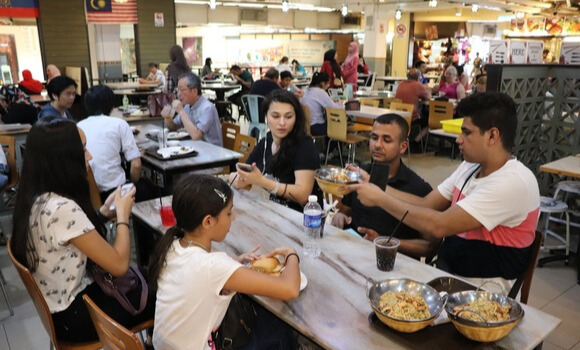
[{"left": 308, "top": 195, "right": 317, "bottom": 202}]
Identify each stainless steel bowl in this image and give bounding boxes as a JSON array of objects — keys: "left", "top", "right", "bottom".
[
  {"left": 315, "top": 166, "right": 362, "bottom": 184},
  {"left": 445, "top": 290, "right": 524, "bottom": 327},
  {"left": 365, "top": 278, "right": 447, "bottom": 332}
]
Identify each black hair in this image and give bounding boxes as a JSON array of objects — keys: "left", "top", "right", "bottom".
[
  {"left": 11, "top": 116, "right": 104, "bottom": 271},
  {"left": 205, "top": 57, "right": 212, "bottom": 65},
  {"left": 323, "top": 49, "right": 341, "bottom": 79},
  {"left": 84, "top": 85, "right": 115, "bottom": 116},
  {"left": 148, "top": 62, "right": 158, "bottom": 69},
  {"left": 279, "top": 56, "right": 289, "bottom": 64},
  {"left": 148, "top": 174, "right": 233, "bottom": 290},
  {"left": 375, "top": 113, "right": 409, "bottom": 142},
  {"left": 309, "top": 72, "right": 330, "bottom": 88},
  {"left": 261, "top": 90, "right": 308, "bottom": 179},
  {"left": 265, "top": 68, "right": 279, "bottom": 80},
  {"left": 291, "top": 59, "right": 299, "bottom": 65},
  {"left": 230, "top": 65, "right": 241, "bottom": 71},
  {"left": 280, "top": 71, "right": 293, "bottom": 80},
  {"left": 456, "top": 91, "right": 517, "bottom": 151},
  {"left": 414, "top": 60, "right": 426, "bottom": 68},
  {"left": 178, "top": 72, "right": 202, "bottom": 96},
  {"left": 46, "top": 76, "right": 77, "bottom": 102},
  {"left": 169, "top": 45, "right": 189, "bottom": 71}
]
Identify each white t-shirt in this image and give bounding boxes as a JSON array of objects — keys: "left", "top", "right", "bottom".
[
  {"left": 30, "top": 193, "right": 95, "bottom": 313},
  {"left": 78, "top": 115, "right": 141, "bottom": 192},
  {"left": 153, "top": 241, "right": 242, "bottom": 350},
  {"left": 148, "top": 69, "right": 166, "bottom": 88}
]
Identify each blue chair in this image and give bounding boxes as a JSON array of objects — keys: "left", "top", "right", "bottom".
[{"left": 241, "top": 94, "right": 267, "bottom": 140}]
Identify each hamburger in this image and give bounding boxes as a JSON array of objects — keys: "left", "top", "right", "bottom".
[{"left": 250, "top": 257, "right": 283, "bottom": 276}]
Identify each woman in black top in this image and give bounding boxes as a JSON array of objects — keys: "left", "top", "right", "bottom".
[
  {"left": 232, "top": 90, "right": 320, "bottom": 211},
  {"left": 165, "top": 45, "right": 190, "bottom": 93}
]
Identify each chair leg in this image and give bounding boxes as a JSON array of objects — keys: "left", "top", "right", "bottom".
[
  {"left": 423, "top": 133, "right": 430, "bottom": 153},
  {"left": 325, "top": 140, "right": 332, "bottom": 166},
  {"left": 0, "top": 270, "right": 13, "bottom": 316},
  {"left": 337, "top": 143, "right": 344, "bottom": 168}
]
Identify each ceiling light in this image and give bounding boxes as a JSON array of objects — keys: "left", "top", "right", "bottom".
[
  {"left": 341, "top": 4, "right": 348, "bottom": 16},
  {"left": 516, "top": 11, "right": 524, "bottom": 18},
  {"left": 395, "top": 9, "right": 402, "bottom": 20},
  {"left": 282, "top": 0, "right": 289, "bottom": 12},
  {"left": 429, "top": 0, "right": 438, "bottom": 8},
  {"left": 379, "top": 0, "right": 386, "bottom": 2},
  {"left": 471, "top": 4, "right": 478, "bottom": 12},
  {"left": 455, "top": 8, "right": 461, "bottom": 16},
  {"left": 209, "top": 0, "right": 216, "bottom": 10}
]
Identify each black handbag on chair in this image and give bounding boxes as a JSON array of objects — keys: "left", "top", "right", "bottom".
[{"left": 212, "top": 293, "right": 257, "bottom": 350}]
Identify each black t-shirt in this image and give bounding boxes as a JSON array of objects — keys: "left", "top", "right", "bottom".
[
  {"left": 342, "top": 161, "right": 432, "bottom": 238},
  {"left": 246, "top": 132, "right": 320, "bottom": 211},
  {"left": 248, "top": 79, "right": 281, "bottom": 98}
]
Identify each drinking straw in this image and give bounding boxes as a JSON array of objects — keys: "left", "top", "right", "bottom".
[
  {"left": 229, "top": 173, "right": 238, "bottom": 187},
  {"left": 387, "top": 210, "right": 409, "bottom": 244}
]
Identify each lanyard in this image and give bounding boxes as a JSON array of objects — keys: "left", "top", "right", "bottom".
[{"left": 455, "top": 165, "right": 481, "bottom": 203}]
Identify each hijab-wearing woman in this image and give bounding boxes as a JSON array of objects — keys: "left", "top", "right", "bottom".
[
  {"left": 10, "top": 117, "right": 155, "bottom": 344},
  {"left": 300, "top": 72, "right": 343, "bottom": 136},
  {"left": 341, "top": 41, "right": 360, "bottom": 91},
  {"left": 166, "top": 45, "right": 190, "bottom": 93},
  {"left": 19, "top": 70, "right": 44, "bottom": 95},
  {"left": 232, "top": 90, "right": 320, "bottom": 211},
  {"left": 439, "top": 66, "right": 466, "bottom": 100},
  {"left": 321, "top": 49, "right": 343, "bottom": 89},
  {"left": 45, "top": 64, "right": 61, "bottom": 83}
]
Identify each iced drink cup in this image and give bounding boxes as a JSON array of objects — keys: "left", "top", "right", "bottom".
[{"left": 374, "top": 237, "right": 400, "bottom": 271}]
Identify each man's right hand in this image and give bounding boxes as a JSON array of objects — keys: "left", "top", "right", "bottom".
[
  {"left": 160, "top": 105, "right": 172, "bottom": 118},
  {"left": 331, "top": 213, "right": 352, "bottom": 229}
]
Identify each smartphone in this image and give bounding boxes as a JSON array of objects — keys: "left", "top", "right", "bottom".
[
  {"left": 369, "top": 162, "right": 390, "bottom": 191},
  {"left": 109, "top": 183, "right": 135, "bottom": 211},
  {"left": 236, "top": 163, "right": 253, "bottom": 172}
]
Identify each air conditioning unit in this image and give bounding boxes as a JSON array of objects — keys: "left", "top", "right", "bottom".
[
  {"left": 341, "top": 14, "right": 361, "bottom": 27},
  {"left": 240, "top": 9, "right": 267, "bottom": 25}
]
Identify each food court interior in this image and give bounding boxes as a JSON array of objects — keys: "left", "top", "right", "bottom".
[{"left": 0, "top": 0, "right": 578, "bottom": 349}]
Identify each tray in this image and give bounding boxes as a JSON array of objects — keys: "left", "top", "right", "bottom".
[
  {"left": 144, "top": 146, "right": 198, "bottom": 161},
  {"left": 427, "top": 277, "right": 477, "bottom": 294}
]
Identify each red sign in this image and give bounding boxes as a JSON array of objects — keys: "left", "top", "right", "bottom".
[{"left": 396, "top": 24, "right": 407, "bottom": 35}]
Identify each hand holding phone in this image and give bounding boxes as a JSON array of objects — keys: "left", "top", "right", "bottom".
[
  {"left": 369, "top": 163, "right": 390, "bottom": 191},
  {"left": 109, "top": 183, "right": 135, "bottom": 211},
  {"left": 236, "top": 163, "right": 253, "bottom": 172}
]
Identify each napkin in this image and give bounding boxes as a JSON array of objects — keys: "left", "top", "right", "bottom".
[{"left": 431, "top": 309, "right": 450, "bottom": 326}]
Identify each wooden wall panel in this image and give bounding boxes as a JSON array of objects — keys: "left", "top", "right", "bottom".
[{"left": 136, "top": 0, "right": 176, "bottom": 76}]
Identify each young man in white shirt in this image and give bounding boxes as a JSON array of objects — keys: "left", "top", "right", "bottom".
[
  {"left": 347, "top": 92, "right": 540, "bottom": 290},
  {"left": 139, "top": 62, "right": 166, "bottom": 88}
]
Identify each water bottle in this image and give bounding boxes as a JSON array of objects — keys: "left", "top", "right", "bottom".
[
  {"left": 122, "top": 94, "right": 129, "bottom": 109},
  {"left": 303, "top": 195, "right": 322, "bottom": 258}
]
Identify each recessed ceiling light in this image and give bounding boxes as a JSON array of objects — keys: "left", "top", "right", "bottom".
[
  {"left": 341, "top": 4, "right": 348, "bottom": 16},
  {"left": 472, "top": 4, "right": 478, "bottom": 12},
  {"left": 282, "top": 0, "right": 289, "bottom": 12},
  {"left": 395, "top": 9, "right": 402, "bottom": 20}
]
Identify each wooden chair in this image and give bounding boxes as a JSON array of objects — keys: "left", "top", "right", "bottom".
[
  {"left": 221, "top": 122, "right": 240, "bottom": 151},
  {"left": 389, "top": 102, "right": 415, "bottom": 166},
  {"left": 508, "top": 230, "right": 543, "bottom": 304},
  {"left": 424, "top": 100, "right": 454, "bottom": 153},
  {"left": 0, "top": 135, "right": 18, "bottom": 210},
  {"left": 87, "top": 165, "right": 102, "bottom": 210},
  {"left": 381, "top": 97, "right": 401, "bottom": 109},
  {"left": 83, "top": 295, "right": 153, "bottom": 350},
  {"left": 301, "top": 104, "right": 312, "bottom": 136},
  {"left": 233, "top": 134, "right": 257, "bottom": 164},
  {"left": 325, "top": 107, "right": 368, "bottom": 167},
  {"left": 359, "top": 98, "right": 379, "bottom": 108},
  {"left": 7, "top": 240, "right": 102, "bottom": 350}
]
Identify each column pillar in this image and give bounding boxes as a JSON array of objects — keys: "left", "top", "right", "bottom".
[
  {"left": 391, "top": 12, "right": 411, "bottom": 78},
  {"left": 362, "top": 5, "right": 387, "bottom": 78}
]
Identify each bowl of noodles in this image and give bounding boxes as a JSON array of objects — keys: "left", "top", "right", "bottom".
[
  {"left": 445, "top": 290, "right": 524, "bottom": 342},
  {"left": 315, "top": 166, "right": 362, "bottom": 197},
  {"left": 366, "top": 278, "right": 446, "bottom": 333}
]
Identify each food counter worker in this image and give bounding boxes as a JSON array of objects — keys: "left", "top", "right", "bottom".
[
  {"left": 161, "top": 72, "right": 223, "bottom": 147},
  {"left": 230, "top": 90, "right": 321, "bottom": 212}
]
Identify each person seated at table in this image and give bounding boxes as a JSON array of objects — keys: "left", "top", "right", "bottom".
[
  {"left": 38, "top": 75, "right": 76, "bottom": 120},
  {"left": 346, "top": 92, "right": 540, "bottom": 291},
  {"left": 231, "top": 90, "right": 320, "bottom": 212},
  {"left": 165, "top": 45, "right": 190, "bottom": 94},
  {"left": 292, "top": 59, "right": 306, "bottom": 77},
  {"left": 201, "top": 57, "right": 214, "bottom": 78},
  {"left": 276, "top": 56, "right": 292, "bottom": 73},
  {"left": 321, "top": 49, "right": 343, "bottom": 89},
  {"left": 357, "top": 56, "right": 369, "bottom": 75},
  {"left": 279, "top": 71, "right": 302, "bottom": 98},
  {"left": 395, "top": 68, "right": 431, "bottom": 144},
  {"left": 0, "top": 84, "right": 39, "bottom": 125},
  {"left": 45, "top": 64, "right": 61, "bottom": 83},
  {"left": 138, "top": 62, "right": 165, "bottom": 88},
  {"left": 474, "top": 74, "right": 487, "bottom": 94},
  {"left": 10, "top": 116, "right": 155, "bottom": 344},
  {"left": 161, "top": 72, "right": 223, "bottom": 147},
  {"left": 228, "top": 64, "right": 253, "bottom": 109},
  {"left": 300, "top": 72, "right": 342, "bottom": 137},
  {"left": 149, "top": 174, "right": 300, "bottom": 350},
  {"left": 248, "top": 68, "right": 281, "bottom": 98},
  {"left": 77, "top": 85, "right": 144, "bottom": 203},
  {"left": 332, "top": 114, "right": 436, "bottom": 259},
  {"left": 414, "top": 60, "right": 428, "bottom": 85},
  {"left": 18, "top": 69, "right": 44, "bottom": 95},
  {"left": 438, "top": 66, "right": 466, "bottom": 101}
]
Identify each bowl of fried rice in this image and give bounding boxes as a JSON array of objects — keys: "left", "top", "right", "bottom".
[
  {"left": 445, "top": 290, "right": 524, "bottom": 342},
  {"left": 315, "top": 166, "right": 362, "bottom": 197},
  {"left": 365, "top": 278, "right": 447, "bottom": 333}
]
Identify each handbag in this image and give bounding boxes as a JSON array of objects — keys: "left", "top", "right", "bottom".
[
  {"left": 147, "top": 92, "right": 174, "bottom": 117},
  {"left": 212, "top": 294, "right": 257, "bottom": 350},
  {"left": 88, "top": 263, "right": 148, "bottom": 316}
]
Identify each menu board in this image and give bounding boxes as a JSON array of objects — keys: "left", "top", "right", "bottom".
[
  {"left": 526, "top": 41, "right": 544, "bottom": 64},
  {"left": 510, "top": 41, "right": 526, "bottom": 64},
  {"left": 559, "top": 42, "right": 580, "bottom": 65},
  {"left": 488, "top": 40, "right": 509, "bottom": 64}
]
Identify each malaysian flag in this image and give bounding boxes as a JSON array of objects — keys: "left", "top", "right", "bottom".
[{"left": 85, "top": 0, "right": 137, "bottom": 24}]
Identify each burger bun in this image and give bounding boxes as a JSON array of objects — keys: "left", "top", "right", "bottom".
[{"left": 250, "top": 257, "right": 283, "bottom": 275}]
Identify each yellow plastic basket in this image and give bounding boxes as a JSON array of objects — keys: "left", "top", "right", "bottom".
[{"left": 441, "top": 118, "right": 463, "bottom": 134}]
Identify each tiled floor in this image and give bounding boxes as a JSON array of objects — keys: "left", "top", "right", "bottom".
[{"left": 0, "top": 149, "right": 578, "bottom": 349}]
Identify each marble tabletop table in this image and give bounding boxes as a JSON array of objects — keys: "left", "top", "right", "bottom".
[
  {"left": 346, "top": 106, "right": 411, "bottom": 125},
  {"left": 131, "top": 188, "right": 560, "bottom": 350}
]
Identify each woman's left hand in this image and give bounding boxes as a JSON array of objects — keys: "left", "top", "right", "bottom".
[
  {"left": 236, "top": 163, "right": 263, "bottom": 186},
  {"left": 238, "top": 246, "right": 260, "bottom": 264},
  {"left": 99, "top": 190, "right": 118, "bottom": 219}
]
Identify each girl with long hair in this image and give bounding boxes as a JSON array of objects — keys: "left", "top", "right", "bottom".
[
  {"left": 148, "top": 174, "right": 300, "bottom": 349},
  {"left": 166, "top": 45, "right": 190, "bottom": 93},
  {"left": 10, "top": 116, "right": 155, "bottom": 343},
  {"left": 231, "top": 90, "right": 320, "bottom": 211},
  {"left": 321, "top": 49, "right": 343, "bottom": 88},
  {"left": 301, "top": 72, "right": 343, "bottom": 136}
]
